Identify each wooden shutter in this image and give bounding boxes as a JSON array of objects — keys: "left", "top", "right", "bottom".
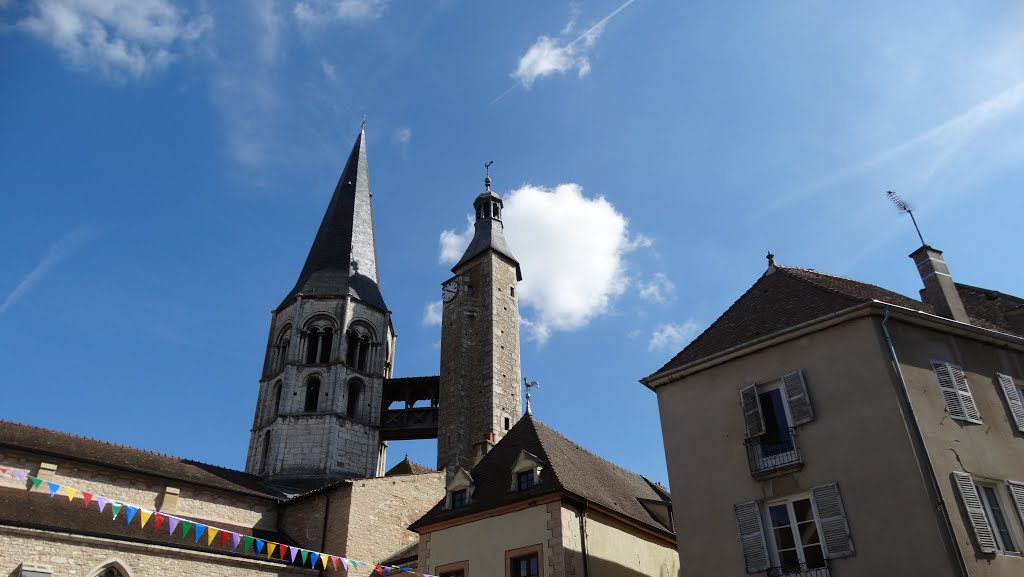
[
  {"left": 740, "top": 384, "right": 765, "bottom": 438},
  {"left": 734, "top": 500, "right": 769, "bottom": 572},
  {"left": 931, "top": 361, "right": 982, "bottom": 424},
  {"left": 810, "top": 483, "right": 854, "bottom": 559},
  {"left": 1006, "top": 481, "right": 1024, "bottom": 530},
  {"left": 783, "top": 370, "right": 814, "bottom": 425},
  {"left": 997, "top": 373, "right": 1024, "bottom": 432},
  {"left": 952, "top": 471, "right": 997, "bottom": 553}
]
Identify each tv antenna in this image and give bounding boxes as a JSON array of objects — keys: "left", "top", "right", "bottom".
[
  {"left": 886, "top": 191, "right": 925, "bottom": 246},
  {"left": 523, "top": 377, "right": 540, "bottom": 416}
]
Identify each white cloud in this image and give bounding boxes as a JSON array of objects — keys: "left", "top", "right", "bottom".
[
  {"left": 320, "top": 58, "right": 338, "bottom": 83},
  {"left": 1, "top": 225, "right": 96, "bottom": 314},
  {"left": 18, "top": 0, "right": 211, "bottom": 80},
  {"left": 294, "top": 0, "right": 388, "bottom": 27},
  {"left": 638, "top": 273, "right": 675, "bottom": 304},
  {"left": 648, "top": 321, "right": 700, "bottom": 352},
  {"left": 394, "top": 126, "right": 412, "bottom": 145},
  {"left": 438, "top": 183, "right": 650, "bottom": 344},
  {"left": 512, "top": 0, "right": 633, "bottom": 89},
  {"left": 422, "top": 300, "right": 442, "bottom": 326}
]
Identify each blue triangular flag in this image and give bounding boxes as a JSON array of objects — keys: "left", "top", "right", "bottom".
[
  {"left": 194, "top": 523, "right": 207, "bottom": 543},
  {"left": 125, "top": 506, "right": 138, "bottom": 525},
  {"left": 309, "top": 552, "right": 319, "bottom": 568},
  {"left": 47, "top": 482, "right": 61, "bottom": 497},
  {"left": 255, "top": 538, "right": 265, "bottom": 554}
]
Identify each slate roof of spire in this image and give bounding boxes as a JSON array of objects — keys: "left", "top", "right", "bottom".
[
  {"left": 280, "top": 129, "right": 387, "bottom": 311},
  {"left": 648, "top": 264, "right": 1023, "bottom": 378},
  {"left": 452, "top": 190, "right": 522, "bottom": 280},
  {"left": 409, "top": 415, "right": 673, "bottom": 536}
]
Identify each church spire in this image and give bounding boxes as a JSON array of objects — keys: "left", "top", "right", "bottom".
[{"left": 280, "top": 127, "right": 387, "bottom": 311}]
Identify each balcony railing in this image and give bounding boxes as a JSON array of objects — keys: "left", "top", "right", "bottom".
[
  {"left": 767, "top": 560, "right": 830, "bottom": 577},
  {"left": 744, "top": 427, "right": 802, "bottom": 477}
]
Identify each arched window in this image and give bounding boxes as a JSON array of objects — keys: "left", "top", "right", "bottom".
[
  {"left": 260, "top": 431, "right": 271, "bottom": 473},
  {"left": 278, "top": 337, "right": 290, "bottom": 371},
  {"left": 272, "top": 381, "right": 282, "bottom": 415},
  {"left": 303, "top": 318, "right": 336, "bottom": 364},
  {"left": 346, "top": 380, "right": 362, "bottom": 419},
  {"left": 345, "top": 322, "right": 377, "bottom": 373},
  {"left": 93, "top": 564, "right": 128, "bottom": 577},
  {"left": 305, "top": 377, "right": 321, "bottom": 412}
]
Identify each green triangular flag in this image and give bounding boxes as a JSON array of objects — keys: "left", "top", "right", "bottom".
[
  {"left": 300, "top": 549, "right": 309, "bottom": 565},
  {"left": 111, "top": 503, "right": 122, "bottom": 520},
  {"left": 31, "top": 477, "right": 42, "bottom": 489},
  {"left": 243, "top": 536, "right": 254, "bottom": 553},
  {"left": 181, "top": 521, "right": 193, "bottom": 538}
]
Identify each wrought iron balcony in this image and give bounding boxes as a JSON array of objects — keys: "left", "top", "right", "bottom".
[
  {"left": 767, "top": 560, "right": 830, "bottom": 577},
  {"left": 744, "top": 427, "right": 802, "bottom": 477}
]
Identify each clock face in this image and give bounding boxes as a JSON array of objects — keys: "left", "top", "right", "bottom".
[{"left": 442, "top": 281, "right": 459, "bottom": 302}]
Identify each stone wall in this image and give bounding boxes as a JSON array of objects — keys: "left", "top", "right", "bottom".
[{"left": 345, "top": 472, "right": 444, "bottom": 563}]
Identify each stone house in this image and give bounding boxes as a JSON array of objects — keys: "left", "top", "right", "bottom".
[{"left": 642, "top": 246, "right": 1024, "bottom": 577}]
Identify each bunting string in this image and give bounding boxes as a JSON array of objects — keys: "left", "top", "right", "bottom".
[{"left": 0, "top": 468, "right": 424, "bottom": 576}]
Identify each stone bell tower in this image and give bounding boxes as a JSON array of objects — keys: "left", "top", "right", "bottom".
[
  {"left": 437, "top": 175, "right": 523, "bottom": 471},
  {"left": 246, "top": 127, "right": 396, "bottom": 489}
]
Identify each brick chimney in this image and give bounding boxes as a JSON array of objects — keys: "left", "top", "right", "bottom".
[{"left": 909, "top": 245, "right": 969, "bottom": 323}]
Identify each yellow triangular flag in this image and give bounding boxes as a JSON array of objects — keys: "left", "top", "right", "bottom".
[
  {"left": 267, "top": 543, "right": 277, "bottom": 559},
  {"left": 320, "top": 555, "right": 329, "bottom": 569},
  {"left": 207, "top": 527, "right": 219, "bottom": 546},
  {"left": 65, "top": 487, "right": 77, "bottom": 501},
  {"left": 139, "top": 510, "right": 152, "bottom": 528}
]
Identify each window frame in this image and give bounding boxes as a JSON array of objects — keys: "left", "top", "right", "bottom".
[
  {"left": 762, "top": 493, "right": 828, "bottom": 572},
  {"left": 435, "top": 560, "right": 468, "bottom": 577},
  {"left": 450, "top": 489, "right": 467, "bottom": 509},
  {"left": 504, "top": 544, "right": 543, "bottom": 577},
  {"left": 975, "top": 480, "right": 1024, "bottom": 555},
  {"left": 517, "top": 470, "right": 535, "bottom": 491}
]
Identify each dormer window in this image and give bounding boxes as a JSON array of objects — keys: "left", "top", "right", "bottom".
[
  {"left": 517, "top": 470, "right": 535, "bottom": 491},
  {"left": 510, "top": 449, "right": 543, "bottom": 492},
  {"left": 451, "top": 489, "right": 467, "bottom": 508}
]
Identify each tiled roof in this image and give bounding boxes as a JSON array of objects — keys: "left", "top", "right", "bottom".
[
  {"left": 954, "top": 282, "right": 1024, "bottom": 336},
  {"left": 650, "top": 265, "right": 1022, "bottom": 378},
  {"left": 280, "top": 128, "right": 387, "bottom": 312},
  {"left": 0, "top": 420, "right": 280, "bottom": 499},
  {"left": 385, "top": 457, "right": 434, "bottom": 476},
  {"left": 410, "top": 416, "right": 672, "bottom": 535}
]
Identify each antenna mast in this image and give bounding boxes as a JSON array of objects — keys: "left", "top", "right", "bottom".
[{"left": 886, "top": 191, "right": 926, "bottom": 246}]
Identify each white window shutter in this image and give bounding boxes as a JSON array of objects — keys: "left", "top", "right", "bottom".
[
  {"left": 810, "top": 483, "right": 854, "bottom": 559},
  {"left": 1006, "top": 481, "right": 1024, "bottom": 530},
  {"left": 734, "top": 500, "right": 769, "bottom": 572},
  {"left": 997, "top": 373, "right": 1024, "bottom": 432},
  {"left": 952, "top": 471, "right": 997, "bottom": 553},
  {"left": 740, "top": 384, "right": 765, "bottom": 438},
  {"left": 931, "top": 361, "right": 982, "bottom": 424},
  {"left": 783, "top": 370, "right": 814, "bottom": 425}
]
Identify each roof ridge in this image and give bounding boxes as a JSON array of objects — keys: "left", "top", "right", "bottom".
[
  {"left": 0, "top": 419, "right": 252, "bottom": 477},
  {"left": 531, "top": 417, "right": 649, "bottom": 484},
  {"left": 775, "top": 266, "right": 875, "bottom": 303}
]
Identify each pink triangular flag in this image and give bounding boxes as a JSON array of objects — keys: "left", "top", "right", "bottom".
[
  {"left": 96, "top": 496, "right": 109, "bottom": 512},
  {"left": 167, "top": 516, "right": 180, "bottom": 535}
]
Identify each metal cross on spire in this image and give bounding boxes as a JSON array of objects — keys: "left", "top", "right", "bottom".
[{"left": 523, "top": 377, "right": 540, "bottom": 416}]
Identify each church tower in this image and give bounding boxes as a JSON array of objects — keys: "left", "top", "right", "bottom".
[
  {"left": 437, "top": 175, "right": 523, "bottom": 471},
  {"left": 246, "top": 128, "right": 396, "bottom": 489}
]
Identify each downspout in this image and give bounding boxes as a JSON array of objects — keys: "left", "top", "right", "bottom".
[
  {"left": 881, "top": 309, "right": 969, "bottom": 577},
  {"left": 578, "top": 501, "right": 591, "bottom": 577}
]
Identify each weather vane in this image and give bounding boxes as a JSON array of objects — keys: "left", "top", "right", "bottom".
[
  {"left": 886, "top": 190, "right": 925, "bottom": 246},
  {"left": 523, "top": 377, "right": 540, "bottom": 416},
  {"left": 484, "top": 161, "right": 494, "bottom": 190}
]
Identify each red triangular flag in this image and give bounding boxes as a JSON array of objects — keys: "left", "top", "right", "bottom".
[
  {"left": 154, "top": 513, "right": 166, "bottom": 532},
  {"left": 279, "top": 545, "right": 289, "bottom": 560},
  {"left": 82, "top": 492, "right": 93, "bottom": 508},
  {"left": 331, "top": 556, "right": 339, "bottom": 570},
  {"left": 219, "top": 530, "right": 230, "bottom": 548}
]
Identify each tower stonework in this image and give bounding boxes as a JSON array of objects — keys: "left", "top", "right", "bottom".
[
  {"left": 246, "top": 128, "right": 396, "bottom": 489},
  {"left": 437, "top": 180, "right": 523, "bottom": 471}
]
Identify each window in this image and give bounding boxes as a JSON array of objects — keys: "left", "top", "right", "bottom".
[
  {"left": 451, "top": 489, "right": 467, "bottom": 508},
  {"left": 517, "top": 470, "right": 535, "bottom": 491},
  {"left": 931, "top": 361, "right": 982, "bottom": 423},
  {"left": 953, "top": 471, "right": 1024, "bottom": 555},
  {"left": 741, "top": 371, "right": 812, "bottom": 475},
  {"left": 346, "top": 380, "right": 362, "bottom": 418},
  {"left": 504, "top": 546, "right": 543, "bottom": 577},
  {"left": 345, "top": 323, "right": 377, "bottom": 373},
  {"left": 260, "top": 432, "right": 271, "bottom": 473},
  {"left": 305, "top": 327, "right": 333, "bottom": 364},
  {"left": 304, "top": 377, "right": 321, "bottom": 412},
  {"left": 735, "top": 483, "right": 853, "bottom": 574},
  {"left": 272, "top": 381, "right": 282, "bottom": 415},
  {"left": 996, "top": 373, "right": 1024, "bottom": 433}
]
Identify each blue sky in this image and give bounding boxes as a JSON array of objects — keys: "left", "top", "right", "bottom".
[{"left": 2, "top": 1, "right": 1023, "bottom": 487}]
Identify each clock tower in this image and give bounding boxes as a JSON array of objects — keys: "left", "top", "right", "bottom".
[{"left": 437, "top": 176, "right": 523, "bottom": 472}]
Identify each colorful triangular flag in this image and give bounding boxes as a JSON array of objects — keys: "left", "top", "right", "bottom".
[
  {"left": 341, "top": 557, "right": 349, "bottom": 571},
  {"left": 231, "top": 532, "right": 242, "bottom": 550},
  {"left": 65, "top": 487, "right": 77, "bottom": 501},
  {"left": 331, "top": 556, "right": 339, "bottom": 571},
  {"left": 111, "top": 502, "right": 122, "bottom": 520},
  {"left": 139, "top": 510, "right": 152, "bottom": 529},
  {"left": 154, "top": 513, "right": 166, "bottom": 532},
  {"left": 289, "top": 546, "right": 298, "bottom": 563},
  {"left": 96, "top": 496, "right": 108, "bottom": 513},
  {"left": 167, "top": 516, "right": 180, "bottom": 535},
  {"left": 255, "top": 539, "right": 265, "bottom": 554},
  {"left": 300, "top": 549, "right": 309, "bottom": 565},
  {"left": 279, "top": 545, "right": 289, "bottom": 560},
  {"left": 219, "top": 530, "right": 231, "bottom": 548},
  {"left": 125, "top": 506, "right": 138, "bottom": 526},
  {"left": 181, "top": 520, "right": 193, "bottom": 539},
  {"left": 82, "top": 492, "right": 93, "bottom": 508},
  {"left": 266, "top": 542, "right": 277, "bottom": 559},
  {"left": 320, "top": 554, "right": 329, "bottom": 569},
  {"left": 310, "top": 552, "right": 319, "bottom": 568},
  {"left": 193, "top": 523, "right": 206, "bottom": 543},
  {"left": 243, "top": 536, "right": 254, "bottom": 553},
  {"left": 207, "top": 527, "right": 218, "bottom": 546},
  {"left": 47, "top": 482, "right": 61, "bottom": 497}
]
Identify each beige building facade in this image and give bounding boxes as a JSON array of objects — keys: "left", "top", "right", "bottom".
[{"left": 643, "top": 248, "right": 1024, "bottom": 577}]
